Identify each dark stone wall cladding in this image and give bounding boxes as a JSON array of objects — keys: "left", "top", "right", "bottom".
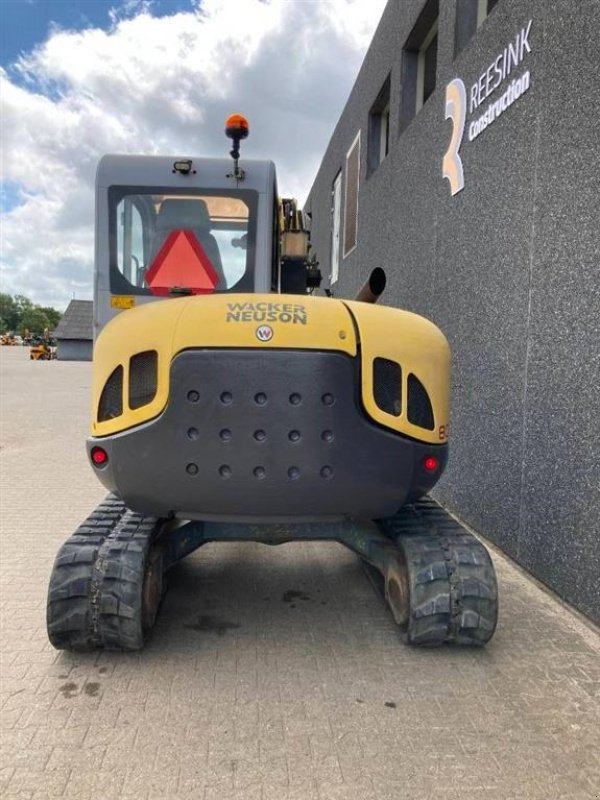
[{"left": 306, "top": 0, "right": 600, "bottom": 622}]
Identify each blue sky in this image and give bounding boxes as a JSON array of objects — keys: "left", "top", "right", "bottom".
[
  {"left": 0, "top": 0, "right": 385, "bottom": 309},
  {"left": 1, "top": 0, "right": 194, "bottom": 66},
  {"left": 2, "top": 1, "right": 112, "bottom": 65}
]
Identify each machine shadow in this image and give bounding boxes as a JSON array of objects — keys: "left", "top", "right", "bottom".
[{"left": 146, "top": 540, "right": 397, "bottom": 653}]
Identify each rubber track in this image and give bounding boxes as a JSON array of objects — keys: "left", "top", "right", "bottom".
[
  {"left": 90, "top": 511, "right": 160, "bottom": 651},
  {"left": 46, "top": 494, "right": 126, "bottom": 651},
  {"left": 380, "top": 497, "right": 498, "bottom": 646}
]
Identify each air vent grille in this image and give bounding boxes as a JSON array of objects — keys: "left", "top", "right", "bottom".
[
  {"left": 129, "top": 350, "right": 158, "bottom": 410},
  {"left": 407, "top": 373, "right": 434, "bottom": 430},
  {"left": 373, "top": 357, "right": 402, "bottom": 416},
  {"left": 98, "top": 366, "right": 123, "bottom": 421}
]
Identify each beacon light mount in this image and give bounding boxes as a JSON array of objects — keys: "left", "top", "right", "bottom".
[{"left": 225, "top": 114, "right": 249, "bottom": 181}]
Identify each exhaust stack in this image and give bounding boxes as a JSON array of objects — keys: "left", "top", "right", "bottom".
[{"left": 355, "top": 268, "right": 386, "bottom": 303}]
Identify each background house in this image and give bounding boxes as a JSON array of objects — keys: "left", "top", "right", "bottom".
[{"left": 54, "top": 299, "right": 93, "bottom": 361}]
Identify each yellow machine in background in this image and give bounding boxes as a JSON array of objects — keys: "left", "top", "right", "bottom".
[
  {"left": 47, "top": 115, "right": 498, "bottom": 652},
  {"left": 1, "top": 334, "right": 19, "bottom": 345},
  {"left": 29, "top": 339, "right": 55, "bottom": 360}
]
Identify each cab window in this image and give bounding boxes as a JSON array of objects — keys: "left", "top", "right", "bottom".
[
  {"left": 116, "top": 199, "right": 145, "bottom": 287},
  {"left": 109, "top": 187, "right": 257, "bottom": 295}
]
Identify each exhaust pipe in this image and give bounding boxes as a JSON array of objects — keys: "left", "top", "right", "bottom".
[{"left": 355, "top": 267, "right": 386, "bottom": 304}]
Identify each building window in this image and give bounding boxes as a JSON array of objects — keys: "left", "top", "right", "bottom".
[
  {"left": 400, "top": 0, "right": 439, "bottom": 131},
  {"left": 330, "top": 171, "right": 342, "bottom": 283},
  {"left": 456, "top": 0, "right": 501, "bottom": 56},
  {"left": 368, "top": 75, "right": 391, "bottom": 175},
  {"left": 417, "top": 21, "right": 438, "bottom": 112},
  {"left": 343, "top": 132, "right": 360, "bottom": 258},
  {"left": 479, "top": 0, "right": 501, "bottom": 26}
]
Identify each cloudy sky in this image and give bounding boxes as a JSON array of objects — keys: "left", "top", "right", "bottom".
[{"left": 0, "top": 0, "right": 386, "bottom": 310}]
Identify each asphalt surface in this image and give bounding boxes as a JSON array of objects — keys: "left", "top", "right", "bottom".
[{"left": 1, "top": 346, "right": 599, "bottom": 800}]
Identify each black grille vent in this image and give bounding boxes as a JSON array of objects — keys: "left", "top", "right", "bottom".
[
  {"left": 98, "top": 366, "right": 123, "bottom": 421},
  {"left": 129, "top": 350, "right": 158, "bottom": 410},
  {"left": 373, "top": 358, "right": 402, "bottom": 417},
  {"left": 407, "top": 374, "right": 434, "bottom": 430}
]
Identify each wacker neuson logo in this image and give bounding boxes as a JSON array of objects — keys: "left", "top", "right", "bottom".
[
  {"left": 443, "top": 19, "right": 532, "bottom": 196},
  {"left": 226, "top": 302, "right": 307, "bottom": 325}
]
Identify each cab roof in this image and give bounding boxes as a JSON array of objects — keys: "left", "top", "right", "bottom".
[{"left": 96, "top": 154, "right": 276, "bottom": 193}]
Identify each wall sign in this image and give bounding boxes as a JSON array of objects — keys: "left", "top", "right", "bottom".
[{"left": 443, "top": 19, "right": 533, "bottom": 196}]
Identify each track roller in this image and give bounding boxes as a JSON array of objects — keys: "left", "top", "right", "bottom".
[
  {"left": 47, "top": 495, "right": 164, "bottom": 651},
  {"left": 379, "top": 498, "right": 498, "bottom": 646}
]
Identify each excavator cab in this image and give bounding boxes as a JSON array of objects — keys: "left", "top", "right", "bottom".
[
  {"left": 95, "top": 153, "right": 278, "bottom": 336},
  {"left": 95, "top": 114, "right": 318, "bottom": 338},
  {"left": 94, "top": 156, "right": 320, "bottom": 335}
]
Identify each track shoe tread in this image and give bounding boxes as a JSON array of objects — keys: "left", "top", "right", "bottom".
[
  {"left": 47, "top": 494, "right": 128, "bottom": 651},
  {"left": 382, "top": 497, "right": 498, "bottom": 646},
  {"left": 90, "top": 512, "right": 160, "bottom": 651}
]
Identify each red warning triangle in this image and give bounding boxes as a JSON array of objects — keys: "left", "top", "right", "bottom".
[{"left": 145, "top": 230, "right": 219, "bottom": 296}]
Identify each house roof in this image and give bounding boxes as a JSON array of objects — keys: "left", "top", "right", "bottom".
[{"left": 54, "top": 300, "right": 93, "bottom": 341}]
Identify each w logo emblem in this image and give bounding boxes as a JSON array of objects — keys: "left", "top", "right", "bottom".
[{"left": 256, "top": 325, "right": 274, "bottom": 342}]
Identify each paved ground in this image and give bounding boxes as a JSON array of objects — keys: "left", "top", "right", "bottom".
[{"left": 1, "top": 345, "right": 599, "bottom": 800}]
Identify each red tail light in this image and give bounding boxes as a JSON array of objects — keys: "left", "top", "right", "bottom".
[
  {"left": 91, "top": 447, "right": 108, "bottom": 466},
  {"left": 423, "top": 455, "right": 439, "bottom": 473}
]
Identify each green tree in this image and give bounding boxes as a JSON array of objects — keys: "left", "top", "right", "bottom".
[
  {"left": 20, "top": 307, "right": 52, "bottom": 336},
  {"left": 0, "top": 293, "right": 62, "bottom": 335},
  {"left": 38, "top": 306, "right": 62, "bottom": 329},
  {"left": 0, "top": 293, "right": 19, "bottom": 332},
  {"left": 14, "top": 294, "right": 34, "bottom": 315}
]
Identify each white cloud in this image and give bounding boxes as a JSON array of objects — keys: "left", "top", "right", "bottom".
[{"left": 0, "top": 0, "right": 385, "bottom": 309}]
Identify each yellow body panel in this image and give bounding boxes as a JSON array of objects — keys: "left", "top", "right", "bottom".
[
  {"left": 92, "top": 297, "right": 186, "bottom": 436},
  {"left": 92, "top": 293, "right": 450, "bottom": 445},
  {"left": 171, "top": 294, "right": 356, "bottom": 354},
  {"left": 91, "top": 294, "right": 356, "bottom": 436},
  {"left": 344, "top": 301, "right": 451, "bottom": 445}
]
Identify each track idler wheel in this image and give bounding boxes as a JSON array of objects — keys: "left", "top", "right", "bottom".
[
  {"left": 141, "top": 547, "right": 164, "bottom": 631},
  {"left": 383, "top": 549, "right": 411, "bottom": 629}
]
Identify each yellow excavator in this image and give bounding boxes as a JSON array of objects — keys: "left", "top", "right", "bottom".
[
  {"left": 47, "top": 115, "right": 497, "bottom": 651},
  {"left": 30, "top": 331, "right": 55, "bottom": 361}
]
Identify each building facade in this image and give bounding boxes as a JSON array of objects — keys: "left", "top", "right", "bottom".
[{"left": 306, "top": 0, "right": 600, "bottom": 621}]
